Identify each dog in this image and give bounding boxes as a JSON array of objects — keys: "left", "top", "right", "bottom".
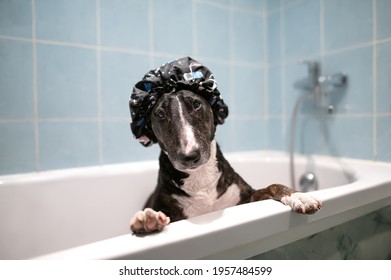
[{"left": 129, "top": 57, "right": 322, "bottom": 234}]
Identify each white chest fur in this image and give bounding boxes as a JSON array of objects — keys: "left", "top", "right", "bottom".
[{"left": 172, "top": 141, "right": 241, "bottom": 218}]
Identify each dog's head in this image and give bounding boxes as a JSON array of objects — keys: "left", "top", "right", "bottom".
[
  {"left": 129, "top": 57, "right": 229, "bottom": 169},
  {"left": 151, "top": 90, "right": 215, "bottom": 171}
]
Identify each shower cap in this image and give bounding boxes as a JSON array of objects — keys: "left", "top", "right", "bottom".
[{"left": 129, "top": 56, "right": 229, "bottom": 147}]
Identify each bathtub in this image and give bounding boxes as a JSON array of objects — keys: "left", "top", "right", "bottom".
[{"left": 1, "top": 150, "right": 390, "bottom": 259}]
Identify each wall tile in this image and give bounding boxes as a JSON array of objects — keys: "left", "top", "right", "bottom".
[
  {"left": 377, "top": 41, "right": 391, "bottom": 113},
  {"left": 102, "top": 121, "right": 160, "bottom": 163},
  {"left": 234, "top": 118, "right": 266, "bottom": 150},
  {"left": 231, "top": 0, "right": 264, "bottom": 12},
  {"left": 0, "top": 39, "right": 34, "bottom": 119},
  {"left": 152, "top": 0, "right": 193, "bottom": 55},
  {"left": 326, "top": 116, "right": 373, "bottom": 160},
  {"left": 323, "top": 46, "right": 373, "bottom": 114},
  {"left": 0, "top": 0, "right": 32, "bottom": 38},
  {"left": 294, "top": 115, "right": 328, "bottom": 155},
  {"left": 284, "top": 60, "right": 312, "bottom": 115},
  {"left": 267, "top": 118, "right": 283, "bottom": 150},
  {"left": 285, "top": 115, "right": 372, "bottom": 160},
  {"left": 37, "top": 44, "right": 97, "bottom": 118},
  {"left": 323, "top": 0, "right": 372, "bottom": 51},
  {"left": 233, "top": 65, "right": 264, "bottom": 117},
  {"left": 35, "top": 0, "right": 96, "bottom": 44},
  {"left": 101, "top": 51, "right": 149, "bottom": 118},
  {"left": 152, "top": 55, "right": 184, "bottom": 69},
  {"left": 208, "top": 0, "right": 229, "bottom": 6},
  {"left": 215, "top": 118, "right": 235, "bottom": 152},
  {"left": 195, "top": 2, "right": 230, "bottom": 60},
  {"left": 283, "top": 0, "right": 320, "bottom": 59},
  {"left": 0, "top": 123, "right": 36, "bottom": 175},
  {"left": 232, "top": 11, "right": 264, "bottom": 63},
  {"left": 376, "top": 0, "right": 391, "bottom": 40},
  {"left": 267, "top": 11, "right": 281, "bottom": 64},
  {"left": 268, "top": 65, "right": 282, "bottom": 115},
  {"left": 377, "top": 116, "right": 391, "bottom": 162},
  {"left": 197, "top": 58, "right": 232, "bottom": 105},
  {"left": 39, "top": 121, "right": 99, "bottom": 170},
  {"left": 265, "top": 0, "right": 280, "bottom": 13},
  {"left": 100, "top": 0, "right": 149, "bottom": 50}
]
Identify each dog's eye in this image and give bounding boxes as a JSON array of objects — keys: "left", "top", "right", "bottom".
[
  {"left": 193, "top": 100, "right": 201, "bottom": 110},
  {"left": 157, "top": 110, "right": 165, "bottom": 119}
]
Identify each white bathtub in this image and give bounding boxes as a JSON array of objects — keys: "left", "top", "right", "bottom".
[{"left": 1, "top": 151, "right": 390, "bottom": 259}]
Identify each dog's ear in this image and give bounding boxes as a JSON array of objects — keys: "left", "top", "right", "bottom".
[
  {"left": 129, "top": 120, "right": 155, "bottom": 147},
  {"left": 209, "top": 95, "right": 229, "bottom": 125},
  {"left": 129, "top": 84, "right": 158, "bottom": 147}
]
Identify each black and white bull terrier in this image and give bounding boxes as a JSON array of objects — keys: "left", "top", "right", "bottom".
[{"left": 129, "top": 58, "right": 322, "bottom": 234}]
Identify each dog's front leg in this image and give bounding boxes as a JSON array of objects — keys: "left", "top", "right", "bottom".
[
  {"left": 251, "top": 184, "right": 322, "bottom": 214},
  {"left": 130, "top": 208, "right": 170, "bottom": 234}
]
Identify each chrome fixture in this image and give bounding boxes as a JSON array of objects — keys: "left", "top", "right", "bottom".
[
  {"left": 290, "top": 61, "right": 348, "bottom": 190},
  {"left": 299, "top": 172, "right": 318, "bottom": 192},
  {"left": 294, "top": 61, "right": 347, "bottom": 114}
]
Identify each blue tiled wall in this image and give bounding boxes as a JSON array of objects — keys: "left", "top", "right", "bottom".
[
  {"left": 265, "top": 0, "right": 391, "bottom": 161},
  {"left": 1, "top": 0, "right": 391, "bottom": 175}
]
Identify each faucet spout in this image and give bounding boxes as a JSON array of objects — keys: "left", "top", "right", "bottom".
[
  {"left": 294, "top": 60, "right": 320, "bottom": 91},
  {"left": 294, "top": 60, "right": 348, "bottom": 113},
  {"left": 304, "top": 60, "right": 320, "bottom": 86}
]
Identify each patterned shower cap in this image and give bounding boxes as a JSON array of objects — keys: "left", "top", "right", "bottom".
[{"left": 129, "top": 56, "right": 229, "bottom": 147}]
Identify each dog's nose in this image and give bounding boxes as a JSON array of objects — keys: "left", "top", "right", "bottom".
[{"left": 179, "top": 150, "right": 201, "bottom": 165}]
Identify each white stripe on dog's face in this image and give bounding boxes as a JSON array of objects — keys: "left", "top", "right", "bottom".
[
  {"left": 151, "top": 90, "right": 216, "bottom": 172},
  {"left": 175, "top": 95, "right": 199, "bottom": 155}
]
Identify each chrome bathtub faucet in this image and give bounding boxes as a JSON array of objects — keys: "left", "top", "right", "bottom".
[{"left": 294, "top": 60, "right": 348, "bottom": 114}]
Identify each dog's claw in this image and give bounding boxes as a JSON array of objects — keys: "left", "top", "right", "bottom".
[
  {"left": 281, "top": 192, "right": 322, "bottom": 214},
  {"left": 130, "top": 208, "right": 170, "bottom": 234}
]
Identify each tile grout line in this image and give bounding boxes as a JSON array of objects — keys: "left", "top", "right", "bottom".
[
  {"left": 263, "top": 0, "right": 269, "bottom": 148},
  {"left": 280, "top": 0, "right": 287, "bottom": 150},
  {"left": 320, "top": 0, "right": 325, "bottom": 61},
  {"left": 228, "top": 1, "right": 238, "bottom": 151},
  {"left": 148, "top": 0, "right": 154, "bottom": 68},
  {"left": 96, "top": 0, "right": 104, "bottom": 165},
  {"left": 194, "top": 0, "right": 264, "bottom": 16},
  {"left": 31, "top": 0, "right": 40, "bottom": 172},
  {"left": 192, "top": 0, "right": 198, "bottom": 58},
  {"left": 2, "top": 32, "right": 391, "bottom": 66},
  {"left": 372, "top": 0, "right": 378, "bottom": 161},
  {"left": 3, "top": 111, "right": 385, "bottom": 124},
  {"left": 0, "top": 34, "right": 268, "bottom": 69}
]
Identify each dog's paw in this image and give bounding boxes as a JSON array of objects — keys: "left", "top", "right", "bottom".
[
  {"left": 130, "top": 208, "right": 170, "bottom": 234},
  {"left": 281, "top": 192, "right": 322, "bottom": 214}
]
